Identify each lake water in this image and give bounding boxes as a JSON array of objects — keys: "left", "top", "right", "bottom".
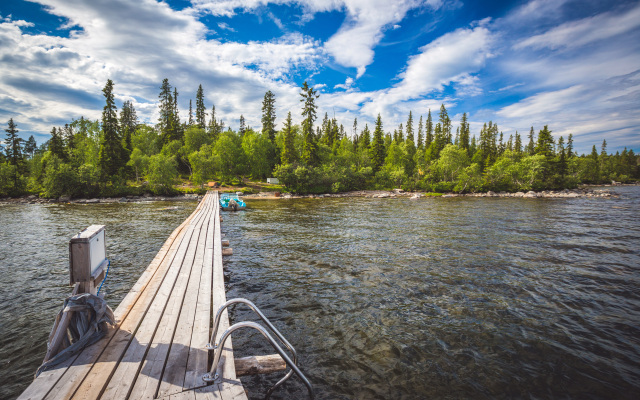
[{"left": 1, "top": 187, "right": 639, "bottom": 399}]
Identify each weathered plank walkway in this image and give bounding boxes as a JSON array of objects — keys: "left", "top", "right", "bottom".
[{"left": 20, "top": 191, "right": 247, "bottom": 400}]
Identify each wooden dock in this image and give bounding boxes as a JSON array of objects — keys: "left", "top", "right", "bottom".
[{"left": 19, "top": 191, "right": 248, "bottom": 400}]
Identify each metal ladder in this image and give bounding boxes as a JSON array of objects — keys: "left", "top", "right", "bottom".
[{"left": 203, "top": 298, "right": 314, "bottom": 399}]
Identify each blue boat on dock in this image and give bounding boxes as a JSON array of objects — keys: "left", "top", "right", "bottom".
[{"left": 219, "top": 193, "right": 246, "bottom": 211}]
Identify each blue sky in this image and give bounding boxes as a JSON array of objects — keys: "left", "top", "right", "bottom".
[{"left": 1, "top": 0, "right": 639, "bottom": 154}]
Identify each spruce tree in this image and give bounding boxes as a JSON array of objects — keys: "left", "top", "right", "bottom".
[
  {"left": 360, "top": 124, "right": 371, "bottom": 150},
  {"left": 48, "top": 127, "right": 66, "bottom": 160},
  {"left": 261, "top": 90, "right": 276, "bottom": 142},
  {"left": 567, "top": 133, "right": 574, "bottom": 158},
  {"left": 439, "top": 104, "right": 451, "bottom": 144},
  {"left": 417, "top": 115, "right": 424, "bottom": 150},
  {"left": 514, "top": 131, "right": 522, "bottom": 155},
  {"left": 527, "top": 126, "right": 535, "bottom": 155},
  {"left": 4, "top": 118, "right": 23, "bottom": 166},
  {"left": 397, "top": 123, "right": 404, "bottom": 143},
  {"left": 158, "top": 79, "right": 173, "bottom": 143},
  {"left": 535, "top": 125, "right": 554, "bottom": 159},
  {"left": 371, "top": 114, "right": 385, "bottom": 172},
  {"left": 98, "top": 79, "right": 125, "bottom": 179},
  {"left": 406, "top": 111, "right": 414, "bottom": 143},
  {"left": 300, "top": 81, "right": 319, "bottom": 165},
  {"left": 239, "top": 115, "right": 246, "bottom": 135},
  {"left": 281, "top": 111, "right": 295, "bottom": 164},
  {"left": 459, "top": 112, "right": 470, "bottom": 155},
  {"left": 557, "top": 136, "right": 567, "bottom": 177},
  {"left": 24, "top": 135, "right": 37, "bottom": 158},
  {"left": 425, "top": 109, "right": 433, "bottom": 146},
  {"left": 188, "top": 100, "right": 194, "bottom": 126},
  {"left": 120, "top": 100, "right": 137, "bottom": 152},
  {"left": 172, "top": 87, "right": 182, "bottom": 141},
  {"left": 196, "top": 84, "right": 206, "bottom": 129},
  {"left": 208, "top": 104, "right": 220, "bottom": 141}
]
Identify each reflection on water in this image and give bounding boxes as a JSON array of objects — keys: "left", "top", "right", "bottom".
[{"left": 2, "top": 187, "right": 640, "bottom": 399}]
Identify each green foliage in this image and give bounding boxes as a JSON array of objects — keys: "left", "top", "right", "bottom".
[
  {"left": 148, "top": 154, "right": 178, "bottom": 191},
  {"left": 213, "top": 131, "right": 245, "bottom": 183},
  {"left": 184, "top": 126, "right": 211, "bottom": 154}
]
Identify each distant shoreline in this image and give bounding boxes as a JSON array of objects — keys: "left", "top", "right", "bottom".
[{"left": 2, "top": 183, "right": 636, "bottom": 205}]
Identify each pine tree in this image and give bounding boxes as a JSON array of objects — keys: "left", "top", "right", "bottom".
[
  {"left": 353, "top": 118, "right": 358, "bottom": 138},
  {"left": 281, "top": 111, "right": 295, "bottom": 164},
  {"left": 196, "top": 84, "right": 206, "bottom": 129},
  {"left": 425, "top": 109, "right": 433, "bottom": 146},
  {"left": 507, "top": 134, "right": 513, "bottom": 152},
  {"left": 98, "top": 79, "right": 125, "bottom": 179},
  {"left": 188, "top": 100, "right": 194, "bottom": 126},
  {"left": 406, "top": 111, "right": 414, "bottom": 143},
  {"left": 261, "top": 90, "right": 276, "bottom": 142},
  {"left": 4, "top": 118, "right": 23, "bottom": 166},
  {"left": 371, "top": 114, "right": 385, "bottom": 172},
  {"left": 417, "top": 115, "right": 424, "bottom": 150},
  {"left": 397, "top": 123, "right": 404, "bottom": 143},
  {"left": 300, "top": 81, "right": 319, "bottom": 165},
  {"left": 459, "top": 112, "right": 470, "bottom": 155},
  {"left": 527, "top": 126, "right": 535, "bottom": 155}
]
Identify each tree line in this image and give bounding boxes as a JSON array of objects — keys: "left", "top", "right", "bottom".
[{"left": 1, "top": 79, "right": 638, "bottom": 197}]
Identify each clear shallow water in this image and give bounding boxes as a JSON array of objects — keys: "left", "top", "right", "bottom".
[{"left": 2, "top": 188, "right": 640, "bottom": 399}]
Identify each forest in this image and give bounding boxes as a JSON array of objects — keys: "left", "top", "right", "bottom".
[{"left": 1, "top": 79, "right": 638, "bottom": 198}]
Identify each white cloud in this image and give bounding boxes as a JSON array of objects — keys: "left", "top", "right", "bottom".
[
  {"left": 193, "top": 1, "right": 442, "bottom": 77},
  {"left": 360, "top": 24, "right": 492, "bottom": 119},
  {"left": 333, "top": 76, "right": 354, "bottom": 90},
  {"left": 0, "top": 0, "right": 324, "bottom": 136},
  {"left": 515, "top": 3, "right": 640, "bottom": 50}
]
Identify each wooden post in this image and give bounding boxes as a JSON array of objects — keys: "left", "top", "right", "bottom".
[
  {"left": 221, "top": 239, "right": 230, "bottom": 247},
  {"left": 234, "top": 354, "right": 286, "bottom": 377},
  {"left": 222, "top": 248, "right": 233, "bottom": 256}
]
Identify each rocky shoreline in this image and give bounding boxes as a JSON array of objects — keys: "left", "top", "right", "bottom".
[
  {"left": 0, "top": 193, "right": 201, "bottom": 205},
  {"left": 244, "top": 187, "right": 620, "bottom": 200},
  {"left": 1, "top": 186, "right": 627, "bottom": 205}
]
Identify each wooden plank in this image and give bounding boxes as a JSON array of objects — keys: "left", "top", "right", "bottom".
[
  {"left": 52, "top": 194, "right": 211, "bottom": 400},
  {"left": 100, "top": 194, "right": 214, "bottom": 400},
  {"left": 182, "top": 199, "right": 215, "bottom": 391},
  {"left": 126, "top": 196, "right": 214, "bottom": 400},
  {"left": 155, "top": 196, "right": 213, "bottom": 397},
  {"left": 20, "top": 198, "right": 205, "bottom": 400}
]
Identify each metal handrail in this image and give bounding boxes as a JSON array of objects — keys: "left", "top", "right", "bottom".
[
  {"left": 206, "top": 298, "right": 299, "bottom": 398},
  {"left": 203, "top": 321, "right": 314, "bottom": 399}
]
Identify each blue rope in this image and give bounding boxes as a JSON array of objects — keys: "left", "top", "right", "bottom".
[{"left": 97, "top": 259, "right": 111, "bottom": 296}]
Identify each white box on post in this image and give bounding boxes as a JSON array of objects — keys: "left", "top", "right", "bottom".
[{"left": 69, "top": 225, "right": 108, "bottom": 294}]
